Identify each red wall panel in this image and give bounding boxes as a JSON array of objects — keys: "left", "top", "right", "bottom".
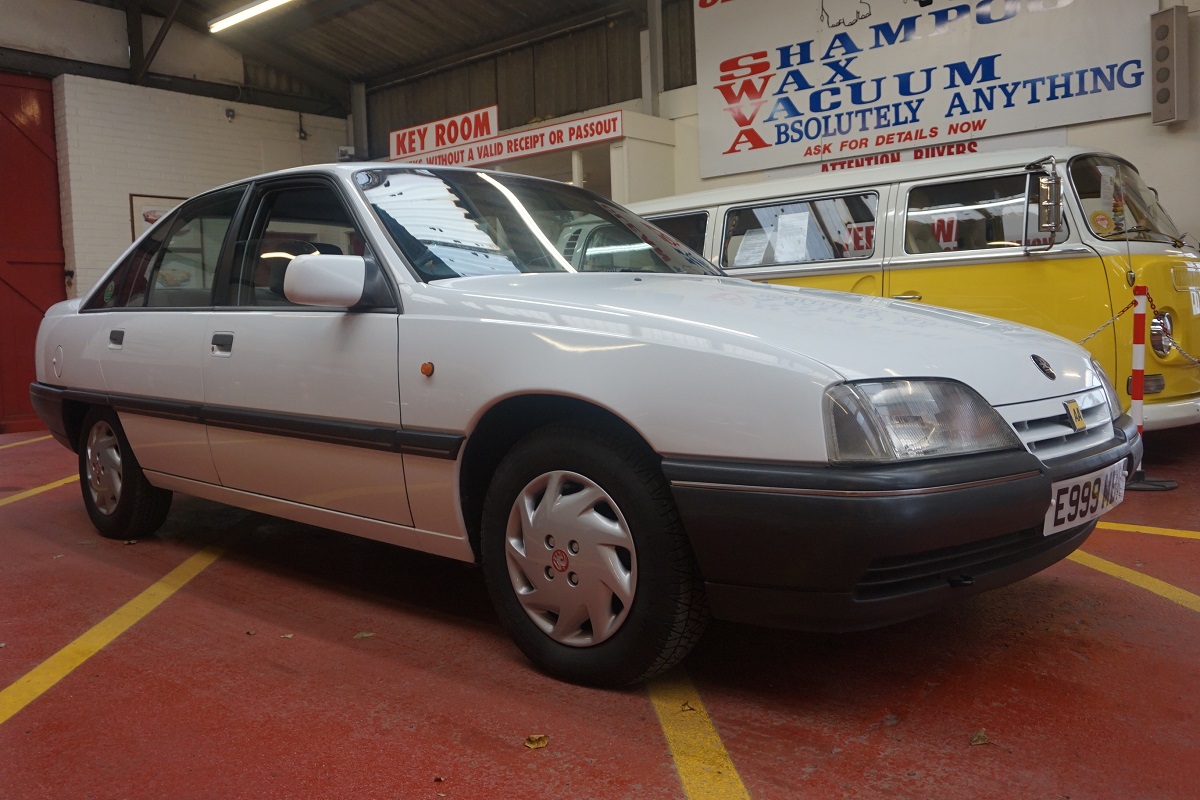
[{"left": 0, "top": 72, "right": 66, "bottom": 432}]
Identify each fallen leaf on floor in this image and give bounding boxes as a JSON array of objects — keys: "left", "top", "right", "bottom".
[
  {"left": 0, "top": 643, "right": 6, "bottom": 648},
  {"left": 433, "top": 776, "right": 446, "bottom": 783},
  {"left": 246, "top": 631, "right": 257, "bottom": 636},
  {"left": 353, "top": 631, "right": 375, "bottom": 639},
  {"left": 524, "top": 734, "right": 549, "bottom": 749},
  {"left": 123, "top": 540, "right": 138, "bottom": 546},
  {"left": 52, "top": 554, "right": 63, "bottom": 559},
  {"left": 680, "top": 702, "right": 697, "bottom": 713},
  {"left": 970, "top": 729, "right": 990, "bottom": 746}
]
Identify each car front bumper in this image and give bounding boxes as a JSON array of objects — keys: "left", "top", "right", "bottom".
[{"left": 662, "top": 415, "right": 1142, "bottom": 631}]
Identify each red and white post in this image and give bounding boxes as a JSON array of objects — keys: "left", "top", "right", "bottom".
[
  {"left": 1131, "top": 285, "right": 1147, "bottom": 435},
  {"left": 1125, "top": 285, "right": 1177, "bottom": 490}
]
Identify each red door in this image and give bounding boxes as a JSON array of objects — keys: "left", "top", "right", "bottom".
[{"left": 0, "top": 73, "right": 65, "bottom": 432}]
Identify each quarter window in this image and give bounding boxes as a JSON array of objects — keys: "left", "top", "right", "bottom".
[
  {"left": 904, "top": 175, "right": 1068, "bottom": 254},
  {"left": 722, "top": 193, "right": 878, "bottom": 269}
]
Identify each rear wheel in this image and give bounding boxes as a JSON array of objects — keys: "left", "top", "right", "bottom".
[
  {"left": 79, "top": 407, "right": 172, "bottom": 539},
  {"left": 481, "top": 421, "right": 708, "bottom": 686}
]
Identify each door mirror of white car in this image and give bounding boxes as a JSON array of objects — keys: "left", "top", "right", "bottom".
[{"left": 283, "top": 254, "right": 367, "bottom": 307}]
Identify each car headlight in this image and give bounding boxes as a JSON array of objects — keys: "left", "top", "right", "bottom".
[
  {"left": 1091, "top": 359, "right": 1123, "bottom": 421},
  {"left": 824, "top": 379, "right": 1022, "bottom": 463}
]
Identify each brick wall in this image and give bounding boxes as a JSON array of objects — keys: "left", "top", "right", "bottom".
[{"left": 54, "top": 74, "right": 349, "bottom": 295}]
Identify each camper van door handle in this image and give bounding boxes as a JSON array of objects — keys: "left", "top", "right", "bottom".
[{"left": 892, "top": 294, "right": 923, "bottom": 301}]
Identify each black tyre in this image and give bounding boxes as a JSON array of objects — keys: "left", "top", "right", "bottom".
[
  {"left": 78, "top": 407, "right": 172, "bottom": 539},
  {"left": 481, "top": 421, "right": 708, "bottom": 686}
]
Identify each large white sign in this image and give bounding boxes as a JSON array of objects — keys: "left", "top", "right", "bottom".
[{"left": 695, "top": 0, "right": 1155, "bottom": 178}]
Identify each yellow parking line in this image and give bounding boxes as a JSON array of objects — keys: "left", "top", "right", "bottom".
[
  {"left": 1069, "top": 550, "right": 1200, "bottom": 614},
  {"left": 0, "top": 546, "right": 224, "bottom": 727},
  {"left": 0, "top": 475, "right": 78, "bottom": 508},
  {"left": 648, "top": 670, "right": 751, "bottom": 800},
  {"left": 1097, "top": 521, "right": 1200, "bottom": 540},
  {"left": 0, "top": 435, "right": 51, "bottom": 450}
]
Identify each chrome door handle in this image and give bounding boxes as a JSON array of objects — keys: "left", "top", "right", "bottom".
[{"left": 891, "top": 294, "right": 923, "bottom": 301}]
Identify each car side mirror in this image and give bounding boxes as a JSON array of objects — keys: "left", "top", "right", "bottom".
[{"left": 283, "top": 253, "right": 368, "bottom": 307}]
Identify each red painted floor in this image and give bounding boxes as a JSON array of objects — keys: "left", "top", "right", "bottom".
[{"left": 1, "top": 426, "right": 1197, "bottom": 799}]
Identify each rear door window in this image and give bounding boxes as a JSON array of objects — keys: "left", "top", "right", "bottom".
[
  {"left": 86, "top": 187, "right": 244, "bottom": 310},
  {"left": 721, "top": 193, "right": 878, "bottom": 269}
]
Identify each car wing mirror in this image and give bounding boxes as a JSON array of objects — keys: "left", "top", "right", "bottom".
[{"left": 283, "top": 253, "right": 368, "bottom": 308}]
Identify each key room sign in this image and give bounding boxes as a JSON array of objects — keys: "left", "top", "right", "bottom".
[{"left": 695, "top": 0, "right": 1155, "bottom": 178}]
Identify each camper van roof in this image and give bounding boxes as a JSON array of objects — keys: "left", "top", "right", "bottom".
[{"left": 631, "top": 146, "right": 1120, "bottom": 215}]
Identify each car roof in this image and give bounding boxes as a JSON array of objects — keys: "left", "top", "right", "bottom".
[{"left": 630, "top": 146, "right": 1123, "bottom": 215}]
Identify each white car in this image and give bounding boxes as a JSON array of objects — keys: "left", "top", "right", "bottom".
[{"left": 31, "top": 164, "right": 1140, "bottom": 686}]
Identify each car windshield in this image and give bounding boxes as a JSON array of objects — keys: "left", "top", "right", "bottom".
[
  {"left": 354, "top": 168, "right": 721, "bottom": 281},
  {"left": 1070, "top": 155, "right": 1182, "bottom": 241}
]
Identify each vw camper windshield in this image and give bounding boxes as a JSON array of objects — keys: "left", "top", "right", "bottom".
[
  {"left": 1070, "top": 156, "right": 1181, "bottom": 242},
  {"left": 355, "top": 168, "right": 721, "bottom": 281}
]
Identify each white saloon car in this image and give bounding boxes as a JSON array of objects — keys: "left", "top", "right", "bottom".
[{"left": 31, "top": 165, "right": 1140, "bottom": 686}]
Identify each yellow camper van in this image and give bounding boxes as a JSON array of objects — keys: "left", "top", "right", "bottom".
[{"left": 630, "top": 147, "right": 1200, "bottom": 430}]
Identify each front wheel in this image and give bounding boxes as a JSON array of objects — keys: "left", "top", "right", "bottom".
[
  {"left": 481, "top": 421, "right": 708, "bottom": 686},
  {"left": 78, "top": 407, "right": 172, "bottom": 539}
]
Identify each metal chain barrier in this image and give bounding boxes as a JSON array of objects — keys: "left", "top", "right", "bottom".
[
  {"left": 1077, "top": 299, "right": 1136, "bottom": 346},
  {"left": 1162, "top": 332, "right": 1200, "bottom": 366},
  {"left": 1077, "top": 291, "right": 1200, "bottom": 366},
  {"left": 1146, "top": 290, "right": 1200, "bottom": 366}
]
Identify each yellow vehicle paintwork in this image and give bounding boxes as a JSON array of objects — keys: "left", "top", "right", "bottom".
[
  {"left": 756, "top": 250, "right": 1200, "bottom": 418},
  {"left": 769, "top": 270, "right": 880, "bottom": 296},
  {"left": 1105, "top": 251, "right": 1200, "bottom": 409}
]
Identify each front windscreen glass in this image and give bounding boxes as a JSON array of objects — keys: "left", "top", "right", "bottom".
[
  {"left": 355, "top": 168, "right": 721, "bottom": 281},
  {"left": 1070, "top": 156, "right": 1181, "bottom": 241}
]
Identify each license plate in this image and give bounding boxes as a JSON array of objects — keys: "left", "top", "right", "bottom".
[{"left": 1043, "top": 460, "right": 1126, "bottom": 536}]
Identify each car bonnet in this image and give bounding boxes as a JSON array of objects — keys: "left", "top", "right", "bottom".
[{"left": 425, "top": 273, "right": 1098, "bottom": 408}]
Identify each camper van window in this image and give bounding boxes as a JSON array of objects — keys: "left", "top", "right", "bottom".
[
  {"left": 722, "top": 193, "right": 878, "bottom": 269},
  {"left": 905, "top": 176, "right": 1068, "bottom": 254},
  {"left": 651, "top": 212, "right": 709, "bottom": 255}
]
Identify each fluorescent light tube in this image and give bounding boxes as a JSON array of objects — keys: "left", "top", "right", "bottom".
[{"left": 209, "top": 0, "right": 299, "bottom": 33}]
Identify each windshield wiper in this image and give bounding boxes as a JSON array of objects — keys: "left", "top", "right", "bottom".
[{"left": 1098, "top": 226, "right": 1185, "bottom": 248}]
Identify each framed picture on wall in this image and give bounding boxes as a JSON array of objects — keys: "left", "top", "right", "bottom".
[{"left": 129, "top": 194, "right": 185, "bottom": 240}]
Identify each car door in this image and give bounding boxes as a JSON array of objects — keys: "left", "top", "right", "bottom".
[
  {"left": 89, "top": 186, "right": 246, "bottom": 483},
  {"left": 202, "top": 177, "right": 413, "bottom": 526},
  {"left": 885, "top": 173, "right": 1114, "bottom": 352}
]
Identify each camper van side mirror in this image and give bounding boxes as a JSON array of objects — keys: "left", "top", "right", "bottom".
[{"left": 1037, "top": 174, "right": 1062, "bottom": 233}]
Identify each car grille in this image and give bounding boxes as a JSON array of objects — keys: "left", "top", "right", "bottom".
[
  {"left": 997, "top": 387, "right": 1114, "bottom": 461},
  {"left": 855, "top": 525, "right": 1071, "bottom": 599}
]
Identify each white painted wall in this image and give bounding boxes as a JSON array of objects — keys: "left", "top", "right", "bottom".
[
  {"left": 651, "top": 2, "right": 1200, "bottom": 241},
  {"left": 55, "top": 75, "right": 349, "bottom": 294}
]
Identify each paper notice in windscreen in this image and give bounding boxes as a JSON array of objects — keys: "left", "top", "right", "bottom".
[{"left": 774, "top": 211, "right": 811, "bottom": 263}]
